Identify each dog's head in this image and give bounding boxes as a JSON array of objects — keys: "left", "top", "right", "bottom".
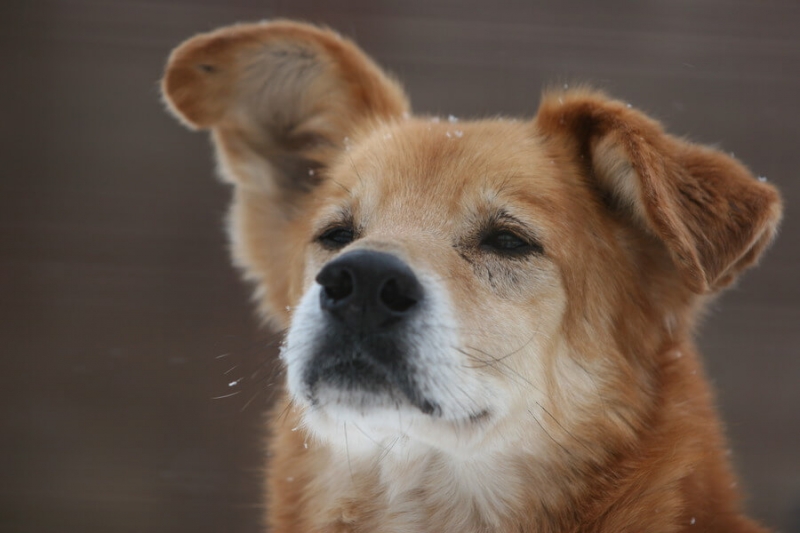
[{"left": 162, "top": 21, "right": 781, "bottom": 457}]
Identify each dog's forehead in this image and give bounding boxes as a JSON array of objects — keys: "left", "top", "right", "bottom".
[{"left": 326, "top": 118, "right": 565, "bottom": 229}]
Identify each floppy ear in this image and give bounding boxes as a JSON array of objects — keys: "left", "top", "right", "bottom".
[
  {"left": 161, "top": 20, "right": 409, "bottom": 198},
  {"left": 161, "top": 21, "right": 409, "bottom": 327},
  {"left": 536, "top": 90, "right": 782, "bottom": 293}
]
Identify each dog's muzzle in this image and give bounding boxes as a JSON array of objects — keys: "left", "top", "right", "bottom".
[{"left": 303, "top": 250, "right": 437, "bottom": 415}]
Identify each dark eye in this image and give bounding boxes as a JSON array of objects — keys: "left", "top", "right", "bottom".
[
  {"left": 481, "top": 230, "right": 542, "bottom": 256},
  {"left": 317, "top": 226, "right": 355, "bottom": 249}
]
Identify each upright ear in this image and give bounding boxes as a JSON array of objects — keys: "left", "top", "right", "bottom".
[
  {"left": 536, "top": 90, "right": 782, "bottom": 293},
  {"left": 161, "top": 20, "right": 409, "bottom": 198}
]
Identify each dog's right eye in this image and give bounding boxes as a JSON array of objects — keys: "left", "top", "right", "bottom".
[
  {"left": 317, "top": 227, "right": 355, "bottom": 249},
  {"left": 480, "top": 229, "right": 543, "bottom": 257}
]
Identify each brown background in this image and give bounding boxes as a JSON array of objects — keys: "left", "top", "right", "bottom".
[{"left": 1, "top": 1, "right": 798, "bottom": 532}]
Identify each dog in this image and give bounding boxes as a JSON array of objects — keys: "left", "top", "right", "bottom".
[{"left": 161, "top": 20, "right": 782, "bottom": 533}]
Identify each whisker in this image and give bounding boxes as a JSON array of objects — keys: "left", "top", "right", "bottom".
[
  {"left": 455, "top": 346, "right": 537, "bottom": 391},
  {"left": 276, "top": 400, "right": 296, "bottom": 427},
  {"left": 344, "top": 422, "right": 354, "bottom": 481},
  {"left": 529, "top": 409, "right": 575, "bottom": 459},
  {"left": 241, "top": 390, "right": 263, "bottom": 412},
  {"left": 536, "top": 401, "right": 594, "bottom": 453},
  {"left": 466, "top": 329, "right": 540, "bottom": 366},
  {"left": 347, "top": 154, "right": 364, "bottom": 192},
  {"left": 329, "top": 177, "right": 352, "bottom": 195},
  {"left": 211, "top": 391, "right": 243, "bottom": 400}
]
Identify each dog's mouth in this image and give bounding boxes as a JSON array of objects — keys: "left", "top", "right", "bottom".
[
  {"left": 304, "top": 350, "right": 439, "bottom": 416},
  {"left": 314, "top": 358, "right": 393, "bottom": 394}
]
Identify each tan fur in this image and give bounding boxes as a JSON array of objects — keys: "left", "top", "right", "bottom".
[{"left": 162, "top": 20, "right": 782, "bottom": 533}]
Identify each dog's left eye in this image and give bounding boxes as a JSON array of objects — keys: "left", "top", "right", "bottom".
[{"left": 481, "top": 230, "right": 542, "bottom": 255}]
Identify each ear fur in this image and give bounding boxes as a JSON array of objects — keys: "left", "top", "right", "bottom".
[
  {"left": 161, "top": 21, "right": 410, "bottom": 327},
  {"left": 536, "top": 89, "right": 782, "bottom": 293},
  {"left": 161, "top": 20, "right": 409, "bottom": 196}
]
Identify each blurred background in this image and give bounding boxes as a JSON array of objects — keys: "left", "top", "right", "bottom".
[{"left": 1, "top": 1, "right": 798, "bottom": 531}]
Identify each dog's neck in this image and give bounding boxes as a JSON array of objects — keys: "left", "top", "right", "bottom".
[
  {"left": 301, "top": 398, "right": 622, "bottom": 533},
  {"left": 313, "top": 436, "right": 545, "bottom": 531}
]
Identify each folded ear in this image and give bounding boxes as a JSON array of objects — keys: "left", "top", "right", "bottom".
[
  {"left": 161, "top": 20, "right": 409, "bottom": 197},
  {"left": 536, "top": 89, "right": 782, "bottom": 293}
]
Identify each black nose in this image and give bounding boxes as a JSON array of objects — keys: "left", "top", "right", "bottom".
[{"left": 316, "top": 250, "right": 423, "bottom": 330}]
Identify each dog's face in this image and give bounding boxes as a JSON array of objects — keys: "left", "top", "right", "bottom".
[
  {"left": 283, "top": 120, "right": 574, "bottom": 453},
  {"left": 162, "top": 21, "right": 781, "bottom": 459}
]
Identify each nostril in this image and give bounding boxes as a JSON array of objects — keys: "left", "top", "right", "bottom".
[
  {"left": 317, "top": 251, "right": 423, "bottom": 327},
  {"left": 321, "top": 268, "right": 354, "bottom": 302},
  {"left": 379, "top": 278, "right": 419, "bottom": 313}
]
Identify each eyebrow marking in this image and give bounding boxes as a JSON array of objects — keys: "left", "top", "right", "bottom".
[{"left": 311, "top": 206, "right": 356, "bottom": 243}]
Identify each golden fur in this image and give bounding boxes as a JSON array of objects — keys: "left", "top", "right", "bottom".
[{"left": 162, "top": 20, "right": 782, "bottom": 533}]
